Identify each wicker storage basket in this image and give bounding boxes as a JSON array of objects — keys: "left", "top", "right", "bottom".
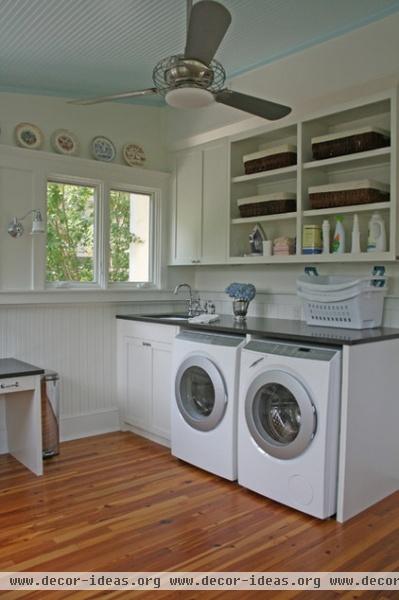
[
  {"left": 41, "top": 377, "right": 59, "bottom": 457},
  {"left": 308, "top": 179, "right": 389, "bottom": 210},
  {"left": 311, "top": 127, "right": 390, "bottom": 161},
  {"left": 237, "top": 192, "right": 296, "bottom": 217},
  {"left": 243, "top": 144, "right": 297, "bottom": 175}
]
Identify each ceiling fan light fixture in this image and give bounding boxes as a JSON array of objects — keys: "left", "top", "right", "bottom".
[{"left": 165, "top": 87, "right": 215, "bottom": 109}]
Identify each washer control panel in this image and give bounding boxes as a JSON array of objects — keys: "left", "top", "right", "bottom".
[
  {"left": 245, "top": 339, "right": 338, "bottom": 362},
  {"left": 176, "top": 330, "right": 244, "bottom": 348}
]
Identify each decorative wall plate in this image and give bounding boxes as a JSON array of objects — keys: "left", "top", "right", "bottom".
[
  {"left": 51, "top": 129, "right": 79, "bottom": 155},
  {"left": 91, "top": 136, "right": 116, "bottom": 162},
  {"left": 15, "top": 122, "right": 43, "bottom": 149},
  {"left": 122, "top": 143, "right": 146, "bottom": 167}
]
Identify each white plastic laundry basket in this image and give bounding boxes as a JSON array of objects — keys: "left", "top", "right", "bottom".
[{"left": 297, "top": 273, "right": 387, "bottom": 329}]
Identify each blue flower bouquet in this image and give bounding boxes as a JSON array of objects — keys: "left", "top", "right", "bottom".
[{"left": 225, "top": 283, "right": 256, "bottom": 321}]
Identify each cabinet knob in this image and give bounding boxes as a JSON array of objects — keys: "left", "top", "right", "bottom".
[{"left": 142, "top": 341, "right": 152, "bottom": 347}]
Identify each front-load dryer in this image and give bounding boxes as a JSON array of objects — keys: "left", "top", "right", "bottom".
[
  {"left": 171, "top": 330, "right": 245, "bottom": 480},
  {"left": 238, "top": 339, "right": 341, "bottom": 518}
]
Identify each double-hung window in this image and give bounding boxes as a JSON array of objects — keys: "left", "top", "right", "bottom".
[{"left": 46, "top": 179, "right": 158, "bottom": 288}]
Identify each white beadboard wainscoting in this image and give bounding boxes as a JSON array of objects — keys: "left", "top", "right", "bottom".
[
  {"left": 1, "top": 292, "right": 398, "bottom": 454},
  {"left": 200, "top": 291, "right": 399, "bottom": 327},
  {"left": 0, "top": 300, "right": 183, "bottom": 454}
]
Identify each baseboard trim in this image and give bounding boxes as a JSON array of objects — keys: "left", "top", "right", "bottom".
[
  {"left": 122, "top": 421, "right": 170, "bottom": 449},
  {"left": 60, "top": 408, "right": 120, "bottom": 442}
]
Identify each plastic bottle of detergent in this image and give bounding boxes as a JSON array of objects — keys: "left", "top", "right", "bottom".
[
  {"left": 322, "top": 220, "right": 330, "bottom": 254},
  {"left": 367, "top": 213, "right": 386, "bottom": 252},
  {"left": 332, "top": 216, "right": 345, "bottom": 253}
]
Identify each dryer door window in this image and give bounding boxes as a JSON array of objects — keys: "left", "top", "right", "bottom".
[
  {"left": 245, "top": 369, "right": 316, "bottom": 459},
  {"left": 175, "top": 356, "right": 227, "bottom": 431}
]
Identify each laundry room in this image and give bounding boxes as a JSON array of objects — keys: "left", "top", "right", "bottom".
[{"left": 0, "top": 0, "right": 399, "bottom": 596}]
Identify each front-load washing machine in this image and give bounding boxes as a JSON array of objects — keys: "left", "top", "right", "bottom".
[
  {"left": 238, "top": 339, "right": 341, "bottom": 518},
  {"left": 171, "top": 330, "right": 245, "bottom": 480}
]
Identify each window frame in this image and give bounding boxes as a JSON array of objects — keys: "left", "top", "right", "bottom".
[
  {"left": 106, "top": 182, "right": 161, "bottom": 289},
  {"left": 45, "top": 175, "right": 161, "bottom": 291}
]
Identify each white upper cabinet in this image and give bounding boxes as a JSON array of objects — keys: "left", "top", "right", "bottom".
[
  {"left": 172, "top": 149, "right": 203, "bottom": 264},
  {"left": 201, "top": 141, "right": 228, "bottom": 264},
  {"left": 169, "top": 141, "right": 228, "bottom": 265}
]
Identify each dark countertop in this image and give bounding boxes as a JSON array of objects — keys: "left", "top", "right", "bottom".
[
  {"left": 116, "top": 313, "right": 399, "bottom": 347},
  {"left": 0, "top": 358, "right": 44, "bottom": 379}
]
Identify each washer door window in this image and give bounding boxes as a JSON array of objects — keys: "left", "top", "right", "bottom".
[
  {"left": 245, "top": 370, "right": 316, "bottom": 459},
  {"left": 175, "top": 356, "right": 227, "bottom": 431}
]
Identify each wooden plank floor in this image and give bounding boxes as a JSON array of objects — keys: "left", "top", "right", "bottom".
[{"left": 0, "top": 431, "right": 398, "bottom": 600}]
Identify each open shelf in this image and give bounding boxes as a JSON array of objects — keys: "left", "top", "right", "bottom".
[
  {"left": 231, "top": 165, "right": 297, "bottom": 184},
  {"left": 303, "top": 201, "right": 391, "bottom": 218},
  {"left": 231, "top": 212, "right": 297, "bottom": 225},
  {"left": 228, "top": 92, "right": 396, "bottom": 263},
  {"left": 228, "top": 251, "right": 395, "bottom": 265},
  {"left": 303, "top": 147, "right": 391, "bottom": 172}
]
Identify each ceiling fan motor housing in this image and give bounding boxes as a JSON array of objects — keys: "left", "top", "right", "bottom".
[{"left": 153, "top": 54, "right": 226, "bottom": 96}]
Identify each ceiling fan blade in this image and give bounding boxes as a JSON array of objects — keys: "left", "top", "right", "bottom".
[
  {"left": 215, "top": 89, "right": 291, "bottom": 120},
  {"left": 184, "top": 0, "right": 231, "bottom": 65},
  {"left": 68, "top": 88, "right": 158, "bottom": 105}
]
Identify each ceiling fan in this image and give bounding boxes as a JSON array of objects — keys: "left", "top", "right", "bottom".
[{"left": 70, "top": 0, "right": 291, "bottom": 121}]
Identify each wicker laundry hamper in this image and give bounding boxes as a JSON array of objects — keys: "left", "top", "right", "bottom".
[{"left": 41, "top": 370, "right": 60, "bottom": 458}]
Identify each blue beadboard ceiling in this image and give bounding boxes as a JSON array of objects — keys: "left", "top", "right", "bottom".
[{"left": 0, "top": 0, "right": 398, "bottom": 105}]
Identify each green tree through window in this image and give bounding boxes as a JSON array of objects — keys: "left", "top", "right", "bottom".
[
  {"left": 109, "top": 190, "right": 150, "bottom": 283},
  {"left": 109, "top": 190, "right": 131, "bottom": 282},
  {"left": 47, "top": 182, "right": 151, "bottom": 285},
  {"left": 46, "top": 182, "right": 95, "bottom": 282}
]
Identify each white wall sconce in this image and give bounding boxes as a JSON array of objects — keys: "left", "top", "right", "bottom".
[{"left": 7, "top": 209, "right": 45, "bottom": 238}]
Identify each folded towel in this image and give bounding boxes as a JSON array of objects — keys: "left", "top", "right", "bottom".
[{"left": 188, "top": 314, "right": 220, "bottom": 324}]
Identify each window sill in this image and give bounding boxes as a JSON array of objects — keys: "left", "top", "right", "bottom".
[{"left": 0, "top": 288, "right": 179, "bottom": 306}]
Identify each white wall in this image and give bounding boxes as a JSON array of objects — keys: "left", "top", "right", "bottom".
[
  {"left": 2, "top": 12, "right": 399, "bottom": 451},
  {"left": 162, "top": 12, "right": 399, "bottom": 312},
  {"left": 0, "top": 92, "right": 195, "bottom": 452},
  {"left": 195, "top": 264, "right": 399, "bottom": 325},
  {"left": 164, "top": 12, "right": 399, "bottom": 148},
  {"left": 0, "top": 300, "right": 184, "bottom": 453},
  {"left": 0, "top": 92, "right": 167, "bottom": 171},
  {"left": 0, "top": 144, "right": 173, "bottom": 293}
]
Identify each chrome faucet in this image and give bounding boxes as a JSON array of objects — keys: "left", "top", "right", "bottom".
[
  {"left": 173, "top": 283, "right": 214, "bottom": 317},
  {"left": 173, "top": 283, "right": 195, "bottom": 317}
]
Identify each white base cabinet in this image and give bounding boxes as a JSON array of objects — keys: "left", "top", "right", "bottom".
[{"left": 117, "top": 320, "right": 178, "bottom": 446}]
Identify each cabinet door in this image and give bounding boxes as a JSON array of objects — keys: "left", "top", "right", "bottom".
[
  {"left": 151, "top": 341, "right": 173, "bottom": 440},
  {"left": 124, "top": 336, "right": 152, "bottom": 431},
  {"left": 173, "top": 149, "right": 203, "bottom": 264},
  {"left": 201, "top": 141, "right": 228, "bottom": 263}
]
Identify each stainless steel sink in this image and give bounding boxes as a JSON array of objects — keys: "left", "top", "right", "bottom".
[
  {"left": 143, "top": 314, "right": 190, "bottom": 321},
  {"left": 161, "top": 316, "right": 190, "bottom": 321}
]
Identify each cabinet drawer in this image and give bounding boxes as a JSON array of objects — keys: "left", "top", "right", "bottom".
[{"left": 0, "top": 376, "right": 37, "bottom": 394}]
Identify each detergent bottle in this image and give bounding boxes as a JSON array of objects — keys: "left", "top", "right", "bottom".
[
  {"left": 332, "top": 216, "right": 345, "bottom": 253},
  {"left": 367, "top": 213, "right": 386, "bottom": 252}
]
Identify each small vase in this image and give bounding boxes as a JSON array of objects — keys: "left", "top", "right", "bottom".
[{"left": 233, "top": 299, "right": 249, "bottom": 322}]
